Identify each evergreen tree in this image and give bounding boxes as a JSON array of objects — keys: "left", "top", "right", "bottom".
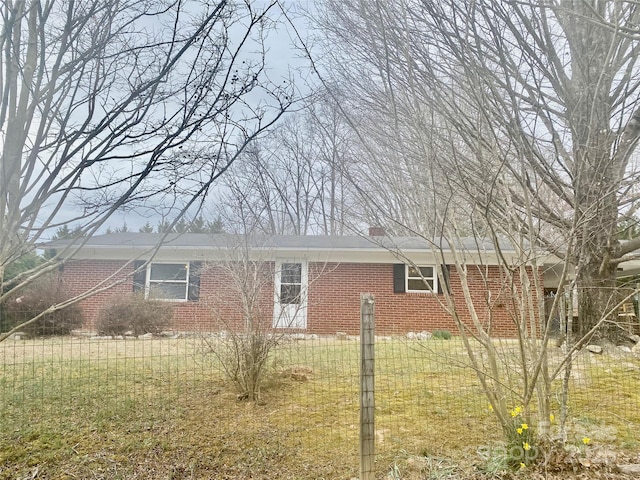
[
  {"left": 206, "top": 216, "right": 225, "bottom": 234},
  {"left": 139, "top": 222, "right": 154, "bottom": 233},
  {"left": 156, "top": 221, "right": 173, "bottom": 233}
]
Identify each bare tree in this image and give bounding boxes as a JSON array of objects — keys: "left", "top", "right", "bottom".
[
  {"left": 200, "top": 237, "right": 317, "bottom": 401},
  {"left": 312, "top": 0, "right": 640, "bottom": 339},
  {"left": 0, "top": 0, "right": 294, "bottom": 337},
  {"left": 304, "top": 88, "right": 356, "bottom": 235},
  {"left": 200, "top": 241, "right": 278, "bottom": 402},
  {"left": 295, "top": 0, "right": 640, "bottom": 464},
  {"left": 220, "top": 90, "right": 355, "bottom": 235}
]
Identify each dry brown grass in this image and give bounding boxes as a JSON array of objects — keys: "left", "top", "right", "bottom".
[{"left": 1, "top": 336, "right": 639, "bottom": 479}]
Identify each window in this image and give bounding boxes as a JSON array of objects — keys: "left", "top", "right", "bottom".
[
  {"left": 149, "top": 263, "right": 189, "bottom": 300},
  {"left": 394, "top": 264, "right": 448, "bottom": 294},
  {"left": 274, "top": 260, "right": 307, "bottom": 329},
  {"left": 406, "top": 265, "right": 437, "bottom": 292},
  {"left": 133, "top": 261, "right": 202, "bottom": 301},
  {"left": 279, "top": 263, "right": 302, "bottom": 304}
]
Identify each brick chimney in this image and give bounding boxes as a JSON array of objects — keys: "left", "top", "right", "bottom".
[{"left": 368, "top": 226, "right": 386, "bottom": 236}]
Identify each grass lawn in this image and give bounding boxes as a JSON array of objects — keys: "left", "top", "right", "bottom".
[{"left": 1, "top": 336, "right": 639, "bottom": 479}]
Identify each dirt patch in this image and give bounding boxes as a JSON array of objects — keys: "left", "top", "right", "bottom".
[{"left": 392, "top": 448, "right": 640, "bottom": 480}]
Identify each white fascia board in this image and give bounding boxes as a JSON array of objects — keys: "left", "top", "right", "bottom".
[{"left": 67, "top": 245, "right": 516, "bottom": 266}]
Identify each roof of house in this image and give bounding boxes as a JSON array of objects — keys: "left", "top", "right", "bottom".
[
  {"left": 43, "top": 233, "right": 573, "bottom": 281},
  {"left": 43, "top": 232, "right": 582, "bottom": 286},
  {"left": 43, "top": 232, "right": 516, "bottom": 253},
  {"left": 42, "top": 233, "right": 640, "bottom": 287}
]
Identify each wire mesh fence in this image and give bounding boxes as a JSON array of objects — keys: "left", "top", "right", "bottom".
[{"left": 1, "top": 330, "right": 640, "bottom": 479}]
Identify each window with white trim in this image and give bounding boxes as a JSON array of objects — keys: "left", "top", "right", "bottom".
[
  {"left": 133, "top": 261, "right": 201, "bottom": 301},
  {"left": 406, "top": 265, "right": 437, "bottom": 292},
  {"left": 148, "top": 263, "right": 190, "bottom": 301},
  {"left": 279, "top": 262, "right": 302, "bottom": 304}
]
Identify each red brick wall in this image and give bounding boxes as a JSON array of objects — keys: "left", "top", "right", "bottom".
[
  {"left": 61, "top": 259, "right": 538, "bottom": 337},
  {"left": 194, "top": 262, "right": 275, "bottom": 332},
  {"left": 306, "top": 263, "right": 532, "bottom": 336},
  {"left": 61, "top": 260, "right": 274, "bottom": 333},
  {"left": 61, "top": 260, "right": 133, "bottom": 330}
]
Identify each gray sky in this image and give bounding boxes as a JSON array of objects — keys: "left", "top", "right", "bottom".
[{"left": 66, "top": 1, "right": 315, "bottom": 235}]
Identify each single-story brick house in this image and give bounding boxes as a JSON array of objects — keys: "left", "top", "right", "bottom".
[{"left": 44, "top": 231, "right": 628, "bottom": 337}]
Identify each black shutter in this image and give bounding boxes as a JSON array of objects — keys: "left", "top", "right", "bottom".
[
  {"left": 188, "top": 261, "right": 202, "bottom": 301},
  {"left": 393, "top": 264, "right": 406, "bottom": 293},
  {"left": 438, "top": 264, "right": 451, "bottom": 294},
  {"left": 133, "top": 260, "right": 146, "bottom": 293}
]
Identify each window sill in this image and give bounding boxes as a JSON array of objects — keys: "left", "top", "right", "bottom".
[{"left": 148, "top": 298, "right": 189, "bottom": 303}]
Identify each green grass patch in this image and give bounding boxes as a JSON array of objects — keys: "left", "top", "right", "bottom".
[{"left": 1, "top": 337, "right": 639, "bottom": 478}]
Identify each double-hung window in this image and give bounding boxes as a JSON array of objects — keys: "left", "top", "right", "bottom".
[
  {"left": 406, "top": 265, "right": 437, "bottom": 293},
  {"left": 133, "top": 261, "right": 201, "bottom": 301},
  {"left": 148, "top": 263, "right": 189, "bottom": 301}
]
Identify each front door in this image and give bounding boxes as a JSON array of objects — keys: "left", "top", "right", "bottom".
[{"left": 273, "top": 260, "right": 307, "bottom": 329}]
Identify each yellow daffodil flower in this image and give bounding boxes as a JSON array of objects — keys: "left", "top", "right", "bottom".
[
  {"left": 523, "top": 442, "right": 531, "bottom": 451},
  {"left": 582, "top": 437, "right": 590, "bottom": 445}
]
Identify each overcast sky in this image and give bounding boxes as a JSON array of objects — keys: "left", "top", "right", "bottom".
[{"left": 88, "top": 1, "right": 316, "bottom": 234}]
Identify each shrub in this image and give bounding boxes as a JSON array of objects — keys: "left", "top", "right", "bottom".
[
  {"left": 1, "top": 276, "right": 84, "bottom": 336},
  {"left": 432, "top": 330, "right": 452, "bottom": 340},
  {"left": 96, "top": 295, "right": 173, "bottom": 336},
  {"left": 203, "top": 330, "right": 275, "bottom": 401}
]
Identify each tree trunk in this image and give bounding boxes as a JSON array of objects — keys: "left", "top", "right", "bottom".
[
  {"left": 573, "top": 138, "right": 619, "bottom": 340},
  {"left": 575, "top": 262, "right": 618, "bottom": 340},
  {"left": 562, "top": 0, "right": 621, "bottom": 341}
]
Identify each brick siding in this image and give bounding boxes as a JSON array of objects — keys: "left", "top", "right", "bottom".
[
  {"left": 307, "top": 263, "right": 535, "bottom": 336},
  {"left": 61, "top": 259, "right": 539, "bottom": 337}
]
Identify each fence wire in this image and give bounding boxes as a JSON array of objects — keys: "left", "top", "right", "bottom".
[{"left": 1, "top": 332, "right": 639, "bottom": 479}]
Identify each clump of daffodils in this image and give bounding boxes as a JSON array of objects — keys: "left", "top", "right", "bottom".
[{"left": 505, "top": 405, "right": 538, "bottom": 468}]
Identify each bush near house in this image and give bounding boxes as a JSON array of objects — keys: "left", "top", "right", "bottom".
[
  {"left": 0, "top": 276, "right": 84, "bottom": 336},
  {"left": 432, "top": 330, "right": 452, "bottom": 340},
  {"left": 96, "top": 295, "right": 174, "bottom": 336}
]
